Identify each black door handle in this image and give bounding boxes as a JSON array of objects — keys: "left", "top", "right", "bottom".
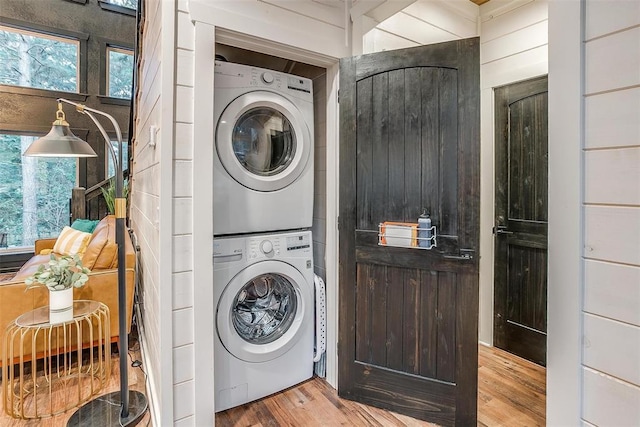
[{"left": 493, "top": 226, "right": 513, "bottom": 235}]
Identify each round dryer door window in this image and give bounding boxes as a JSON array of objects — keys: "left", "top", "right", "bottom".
[
  {"left": 217, "top": 260, "right": 308, "bottom": 363},
  {"left": 216, "top": 91, "right": 311, "bottom": 192}
]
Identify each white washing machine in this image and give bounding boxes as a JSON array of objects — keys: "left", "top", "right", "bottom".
[
  {"left": 214, "top": 61, "right": 314, "bottom": 236},
  {"left": 213, "top": 230, "right": 314, "bottom": 412}
]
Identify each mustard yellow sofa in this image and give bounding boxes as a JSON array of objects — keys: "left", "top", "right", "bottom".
[{"left": 0, "top": 215, "right": 135, "bottom": 366}]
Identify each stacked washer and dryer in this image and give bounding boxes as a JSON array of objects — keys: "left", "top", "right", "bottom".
[{"left": 212, "top": 61, "right": 316, "bottom": 412}]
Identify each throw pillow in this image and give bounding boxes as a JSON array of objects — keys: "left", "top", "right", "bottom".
[
  {"left": 52, "top": 226, "right": 92, "bottom": 256},
  {"left": 71, "top": 219, "right": 101, "bottom": 233},
  {"left": 82, "top": 225, "right": 109, "bottom": 270}
]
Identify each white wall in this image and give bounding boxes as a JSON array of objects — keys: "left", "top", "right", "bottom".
[
  {"left": 478, "top": 0, "right": 548, "bottom": 345},
  {"left": 547, "top": 1, "right": 583, "bottom": 422},
  {"left": 581, "top": 1, "right": 640, "bottom": 424},
  {"left": 129, "top": 0, "right": 175, "bottom": 424},
  {"left": 362, "top": 0, "right": 478, "bottom": 54}
]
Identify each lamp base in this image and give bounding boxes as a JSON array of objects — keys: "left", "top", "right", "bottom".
[{"left": 67, "top": 390, "right": 148, "bottom": 427}]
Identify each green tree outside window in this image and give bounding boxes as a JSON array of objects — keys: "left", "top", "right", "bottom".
[
  {"left": 0, "top": 26, "right": 78, "bottom": 92},
  {"left": 108, "top": 47, "right": 134, "bottom": 99}
]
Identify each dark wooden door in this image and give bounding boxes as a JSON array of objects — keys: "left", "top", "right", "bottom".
[
  {"left": 338, "top": 38, "right": 480, "bottom": 426},
  {"left": 493, "top": 76, "right": 548, "bottom": 367}
]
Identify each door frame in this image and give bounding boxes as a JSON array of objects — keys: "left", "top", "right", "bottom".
[
  {"left": 492, "top": 75, "right": 548, "bottom": 365},
  {"left": 212, "top": 27, "right": 343, "bottom": 388},
  {"left": 479, "top": 66, "right": 549, "bottom": 348}
]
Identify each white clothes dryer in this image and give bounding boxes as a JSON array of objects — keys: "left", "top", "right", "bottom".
[
  {"left": 213, "top": 230, "right": 314, "bottom": 412},
  {"left": 214, "top": 61, "right": 314, "bottom": 236}
]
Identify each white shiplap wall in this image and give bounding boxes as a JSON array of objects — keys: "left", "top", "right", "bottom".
[
  {"left": 130, "top": 0, "right": 175, "bottom": 424},
  {"left": 582, "top": 1, "right": 640, "bottom": 424},
  {"left": 478, "top": 0, "right": 548, "bottom": 345},
  {"left": 362, "top": 0, "right": 478, "bottom": 54},
  {"left": 171, "top": 4, "right": 198, "bottom": 424}
]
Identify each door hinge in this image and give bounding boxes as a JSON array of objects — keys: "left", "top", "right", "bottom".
[{"left": 337, "top": 89, "right": 340, "bottom": 104}]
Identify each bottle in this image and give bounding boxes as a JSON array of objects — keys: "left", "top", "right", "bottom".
[{"left": 418, "top": 211, "right": 432, "bottom": 248}]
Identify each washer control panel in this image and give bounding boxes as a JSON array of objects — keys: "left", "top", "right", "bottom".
[
  {"left": 248, "top": 231, "right": 311, "bottom": 260},
  {"left": 285, "top": 233, "right": 311, "bottom": 251},
  {"left": 214, "top": 61, "right": 312, "bottom": 98},
  {"left": 248, "top": 236, "right": 281, "bottom": 259},
  {"left": 214, "top": 231, "right": 312, "bottom": 262}
]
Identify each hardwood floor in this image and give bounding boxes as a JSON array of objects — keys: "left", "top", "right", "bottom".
[
  {"left": 1, "top": 344, "right": 544, "bottom": 426},
  {"left": 0, "top": 342, "right": 151, "bottom": 427},
  {"left": 217, "top": 345, "right": 546, "bottom": 427}
]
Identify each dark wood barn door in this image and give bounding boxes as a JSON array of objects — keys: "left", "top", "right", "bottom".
[
  {"left": 338, "top": 38, "right": 480, "bottom": 426},
  {"left": 493, "top": 76, "right": 548, "bottom": 366}
]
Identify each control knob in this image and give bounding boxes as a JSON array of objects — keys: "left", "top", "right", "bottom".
[
  {"left": 261, "top": 72, "right": 274, "bottom": 84},
  {"left": 260, "top": 240, "right": 273, "bottom": 254}
]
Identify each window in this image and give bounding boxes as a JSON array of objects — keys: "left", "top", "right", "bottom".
[
  {"left": 107, "top": 46, "right": 134, "bottom": 99},
  {"left": 0, "top": 134, "right": 77, "bottom": 249},
  {"left": 99, "top": 0, "right": 138, "bottom": 15},
  {"left": 106, "top": 140, "right": 129, "bottom": 178},
  {"left": 107, "top": 0, "right": 138, "bottom": 9},
  {"left": 0, "top": 25, "right": 79, "bottom": 92}
]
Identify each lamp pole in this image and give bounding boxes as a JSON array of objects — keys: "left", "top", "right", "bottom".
[
  {"left": 73, "top": 101, "right": 130, "bottom": 416},
  {"left": 26, "top": 98, "right": 147, "bottom": 426}
]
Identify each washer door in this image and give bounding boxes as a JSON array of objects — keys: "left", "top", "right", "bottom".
[
  {"left": 216, "top": 91, "right": 311, "bottom": 192},
  {"left": 217, "top": 260, "right": 307, "bottom": 363}
]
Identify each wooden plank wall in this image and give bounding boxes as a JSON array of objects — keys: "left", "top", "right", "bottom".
[
  {"left": 361, "top": 0, "right": 478, "bottom": 54},
  {"left": 129, "top": 0, "right": 176, "bottom": 424},
  {"left": 582, "top": 1, "right": 640, "bottom": 425}
]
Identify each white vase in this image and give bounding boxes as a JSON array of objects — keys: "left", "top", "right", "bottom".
[{"left": 49, "top": 288, "right": 74, "bottom": 324}]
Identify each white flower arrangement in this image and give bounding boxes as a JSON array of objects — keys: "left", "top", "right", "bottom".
[{"left": 25, "top": 254, "right": 91, "bottom": 291}]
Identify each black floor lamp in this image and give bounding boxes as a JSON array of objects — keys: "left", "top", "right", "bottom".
[{"left": 24, "top": 98, "right": 148, "bottom": 426}]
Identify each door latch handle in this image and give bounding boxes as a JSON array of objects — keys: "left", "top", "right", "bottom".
[
  {"left": 443, "top": 248, "right": 475, "bottom": 260},
  {"left": 493, "top": 226, "right": 513, "bottom": 235}
]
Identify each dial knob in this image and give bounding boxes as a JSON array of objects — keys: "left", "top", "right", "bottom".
[
  {"left": 260, "top": 240, "right": 273, "bottom": 254},
  {"left": 261, "top": 72, "right": 274, "bottom": 84}
]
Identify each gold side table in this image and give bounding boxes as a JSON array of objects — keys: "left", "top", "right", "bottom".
[{"left": 2, "top": 300, "right": 111, "bottom": 419}]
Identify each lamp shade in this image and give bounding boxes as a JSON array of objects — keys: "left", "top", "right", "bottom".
[{"left": 24, "top": 123, "right": 97, "bottom": 158}]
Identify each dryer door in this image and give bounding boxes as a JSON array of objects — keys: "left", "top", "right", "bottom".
[
  {"left": 216, "top": 91, "right": 312, "bottom": 192},
  {"left": 217, "top": 260, "right": 308, "bottom": 363}
]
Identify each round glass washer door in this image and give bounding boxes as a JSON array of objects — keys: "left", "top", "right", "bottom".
[
  {"left": 216, "top": 91, "right": 311, "bottom": 192},
  {"left": 216, "top": 260, "right": 308, "bottom": 363}
]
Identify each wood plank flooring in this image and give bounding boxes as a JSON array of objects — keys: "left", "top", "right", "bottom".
[
  {"left": 217, "top": 345, "right": 546, "bottom": 427},
  {"left": 0, "top": 344, "right": 151, "bottom": 427},
  {"left": 1, "top": 344, "right": 544, "bottom": 426}
]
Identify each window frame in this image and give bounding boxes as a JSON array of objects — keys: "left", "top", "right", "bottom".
[
  {"left": 0, "top": 17, "right": 89, "bottom": 95},
  {"left": 98, "top": 0, "right": 137, "bottom": 17},
  {"left": 104, "top": 135, "right": 130, "bottom": 180},
  {"left": 106, "top": 45, "right": 134, "bottom": 99},
  {"left": 0, "top": 130, "right": 83, "bottom": 253},
  {"left": 98, "top": 38, "right": 134, "bottom": 106}
]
